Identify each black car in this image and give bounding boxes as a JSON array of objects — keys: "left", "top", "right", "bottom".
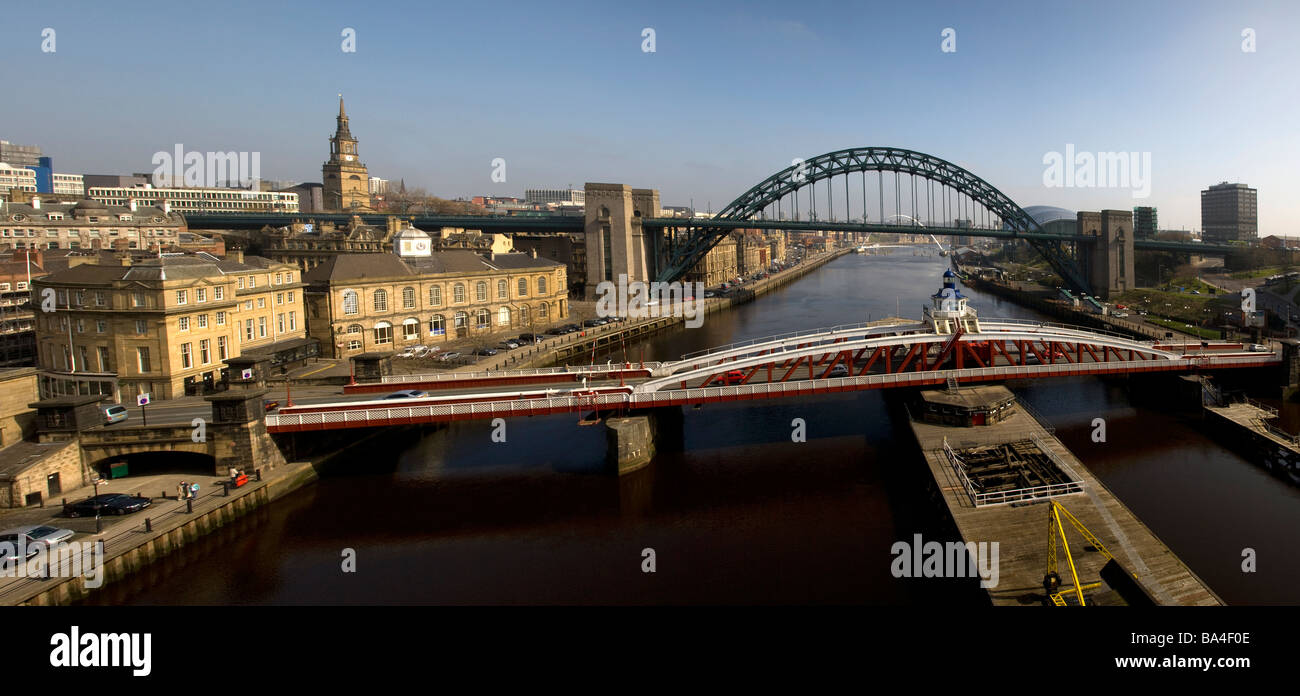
[
  {"left": 561, "top": 323, "right": 582, "bottom": 333},
  {"left": 545, "top": 327, "right": 566, "bottom": 336},
  {"left": 517, "top": 333, "right": 540, "bottom": 344},
  {"left": 582, "top": 318, "right": 605, "bottom": 328},
  {"left": 64, "top": 493, "right": 151, "bottom": 518},
  {"left": 471, "top": 347, "right": 498, "bottom": 356}
]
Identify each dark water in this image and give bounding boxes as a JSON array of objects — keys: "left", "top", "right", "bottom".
[{"left": 94, "top": 252, "right": 1300, "bottom": 605}]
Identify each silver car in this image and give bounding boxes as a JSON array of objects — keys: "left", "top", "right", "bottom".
[{"left": 8, "top": 524, "right": 75, "bottom": 546}]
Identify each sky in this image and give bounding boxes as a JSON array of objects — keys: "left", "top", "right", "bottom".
[{"left": 4, "top": 0, "right": 1298, "bottom": 234}]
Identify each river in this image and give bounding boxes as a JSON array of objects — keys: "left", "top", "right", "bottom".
[{"left": 91, "top": 251, "right": 1300, "bottom": 605}]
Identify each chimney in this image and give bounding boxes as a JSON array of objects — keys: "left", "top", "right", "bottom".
[
  {"left": 161, "top": 199, "right": 171, "bottom": 214},
  {"left": 120, "top": 254, "right": 133, "bottom": 267},
  {"left": 31, "top": 196, "right": 40, "bottom": 210},
  {"left": 530, "top": 248, "right": 538, "bottom": 259},
  {"left": 234, "top": 249, "right": 244, "bottom": 264},
  {"left": 128, "top": 197, "right": 138, "bottom": 212}
]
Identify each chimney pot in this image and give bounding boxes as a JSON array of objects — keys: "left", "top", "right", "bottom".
[{"left": 31, "top": 196, "right": 40, "bottom": 210}]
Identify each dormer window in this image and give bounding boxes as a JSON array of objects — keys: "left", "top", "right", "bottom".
[
  {"left": 119, "top": 215, "right": 131, "bottom": 221},
  {"left": 87, "top": 216, "right": 99, "bottom": 222},
  {"left": 46, "top": 213, "right": 63, "bottom": 221}
]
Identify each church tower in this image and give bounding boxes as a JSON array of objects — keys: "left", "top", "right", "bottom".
[{"left": 322, "top": 95, "right": 372, "bottom": 212}]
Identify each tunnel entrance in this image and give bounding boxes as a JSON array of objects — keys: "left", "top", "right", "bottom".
[{"left": 91, "top": 451, "right": 217, "bottom": 479}]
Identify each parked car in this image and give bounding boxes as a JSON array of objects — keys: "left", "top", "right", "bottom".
[
  {"left": 101, "top": 404, "right": 128, "bottom": 425},
  {"left": 396, "top": 346, "right": 419, "bottom": 358},
  {"left": 471, "top": 347, "right": 498, "bottom": 356},
  {"left": 562, "top": 323, "right": 582, "bottom": 333},
  {"left": 64, "top": 493, "right": 151, "bottom": 518},
  {"left": 828, "top": 364, "right": 850, "bottom": 377},
  {"left": 582, "top": 318, "right": 608, "bottom": 327},
  {"left": 545, "top": 327, "right": 566, "bottom": 336},
  {"left": 498, "top": 339, "right": 521, "bottom": 350},
  {"left": 1248, "top": 344, "right": 1270, "bottom": 352},
  {"left": 704, "top": 291, "right": 717, "bottom": 299},
  {"left": 411, "top": 346, "right": 432, "bottom": 358},
  {"left": 3, "top": 525, "right": 74, "bottom": 548},
  {"left": 518, "top": 333, "right": 540, "bottom": 344},
  {"left": 0, "top": 532, "right": 39, "bottom": 563},
  {"left": 438, "top": 351, "right": 462, "bottom": 362},
  {"left": 383, "top": 389, "right": 428, "bottom": 399}
]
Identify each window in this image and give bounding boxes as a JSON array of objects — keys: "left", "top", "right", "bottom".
[
  {"left": 16, "top": 282, "right": 27, "bottom": 291},
  {"left": 474, "top": 309, "right": 489, "bottom": 328},
  {"left": 217, "top": 336, "right": 228, "bottom": 360},
  {"left": 287, "top": 291, "right": 294, "bottom": 303},
  {"left": 537, "top": 276, "right": 547, "bottom": 295},
  {"left": 342, "top": 290, "right": 358, "bottom": 315},
  {"left": 347, "top": 324, "right": 362, "bottom": 334},
  {"left": 289, "top": 311, "right": 297, "bottom": 331},
  {"left": 94, "top": 291, "right": 106, "bottom": 307},
  {"left": 198, "top": 314, "right": 208, "bottom": 329},
  {"left": 248, "top": 276, "right": 256, "bottom": 289},
  {"left": 498, "top": 307, "right": 510, "bottom": 326},
  {"left": 276, "top": 293, "right": 283, "bottom": 305},
  {"left": 199, "top": 339, "right": 210, "bottom": 364},
  {"left": 136, "top": 347, "right": 151, "bottom": 373},
  {"left": 429, "top": 315, "right": 445, "bottom": 335},
  {"left": 453, "top": 284, "right": 466, "bottom": 304},
  {"left": 238, "top": 277, "right": 245, "bottom": 289},
  {"left": 373, "top": 321, "right": 393, "bottom": 345},
  {"left": 96, "top": 320, "right": 106, "bottom": 333},
  {"left": 429, "top": 286, "right": 442, "bottom": 306},
  {"left": 453, "top": 311, "right": 467, "bottom": 329},
  {"left": 258, "top": 316, "right": 267, "bottom": 337},
  {"left": 275, "top": 273, "right": 282, "bottom": 284},
  {"left": 97, "top": 346, "right": 111, "bottom": 372},
  {"left": 538, "top": 302, "right": 548, "bottom": 319},
  {"left": 245, "top": 301, "right": 253, "bottom": 310},
  {"left": 176, "top": 290, "right": 187, "bottom": 305},
  {"left": 75, "top": 319, "right": 84, "bottom": 333},
  {"left": 520, "top": 305, "right": 529, "bottom": 325},
  {"left": 373, "top": 289, "right": 388, "bottom": 312},
  {"left": 180, "top": 343, "right": 192, "bottom": 368},
  {"left": 285, "top": 271, "right": 294, "bottom": 283},
  {"left": 497, "top": 279, "right": 508, "bottom": 299},
  {"left": 135, "top": 320, "right": 146, "bottom": 334},
  {"left": 196, "top": 288, "right": 207, "bottom": 303},
  {"left": 216, "top": 311, "right": 226, "bottom": 326},
  {"left": 277, "top": 313, "right": 285, "bottom": 333},
  {"left": 347, "top": 340, "right": 361, "bottom": 350},
  {"left": 178, "top": 316, "right": 190, "bottom": 331},
  {"left": 475, "top": 282, "right": 487, "bottom": 302},
  {"left": 402, "top": 318, "right": 419, "bottom": 340},
  {"left": 214, "top": 286, "right": 224, "bottom": 300},
  {"left": 518, "top": 278, "right": 528, "bottom": 297},
  {"left": 245, "top": 319, "right": 254, "bottom": 341},
  {"left": 257, "top": 297, "right": 266, "bottom": 309},
  {"left": 402, "top": 286, "right": 415, "bottom": 309}
]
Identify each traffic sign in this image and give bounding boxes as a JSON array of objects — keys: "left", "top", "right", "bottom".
[{"left": 137, "top": 393, "right": 151, "bottom": 406}]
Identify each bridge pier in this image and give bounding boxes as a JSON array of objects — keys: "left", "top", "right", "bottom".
[{"left": 604, "top": 406, "right": 681, "bottom": 475}]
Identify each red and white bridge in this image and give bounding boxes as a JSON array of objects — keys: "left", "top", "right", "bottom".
[{"left": 266, "top": 318, "right": 1278, "bottom": 433}]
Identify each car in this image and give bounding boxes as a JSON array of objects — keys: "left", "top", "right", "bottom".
[
  {"left": 828, "top": 364, "right": 850, "bottom": 377},
  {"left": 582, "top": 318, "right": 606, "bottom": 328},
  {"left": 545, "top": 327, "right": 566, "bottom": 336},
  {"left": 438, "top": 351, "right": 462, "bottom": 361},
  {"left": 411, "top": 346, "right": 432, "bottom": 358},
  {"left": 704, "top": 291, "right": 717, "bottom": 298},
  {"left": 262, "top": 399, "right": 281, "bottom": 412},
  {"left": 0, "top": 532, "right": 39, "bottom": 564},
  {"left": 498, "top": 339, "right": 520, "bottom": 350},
  {"left": 1248, "top": 344, "right": 1270, "bottom": 352},
  {"left": 561, "top": 324, "right": 582, "bottom": 333},
  {"left": 396, "top": 346, "right": 419, "bottom": 358},
  {"left": 101, "top": 404, "right": 128, "bottom": 425},
  {"left": 1137, "top": 310, "right": 1149, "bottom": 316},
  {"left": 717, "top": 369, "right": 747, "bottom": 385},
  {"left": 471, "top": 347, "right": 498, "bottom": 356},
  {"left": 383, "top": 389, "right": 428, "bottom": 399},
  {"left": 1112, "top": 311, "right": 1128, "bottom": 318},
  {"left": 64, "top": 493, "right": 151, "bottom": 518},
  {"left": 3, "top": 525, "right": 74, "bottom": 548},
  {"left": 517, "top": 333, "right": 540, "bottom": 344}
]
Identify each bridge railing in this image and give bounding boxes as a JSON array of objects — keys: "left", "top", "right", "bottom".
[
  {"left": 939, "top": 435, "right": 1085, "bottom": 508},
  {"left": 376, "top": 363, "right": 663, "bottom": 384}
]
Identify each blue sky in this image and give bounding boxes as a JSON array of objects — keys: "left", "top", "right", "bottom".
[{"left": 5, "top": 0, "right": 1298, "bottom": 233}]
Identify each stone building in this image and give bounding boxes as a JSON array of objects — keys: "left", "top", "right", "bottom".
[
  {"left": 322, "top": 96, "right": 372, "bottom": 212},
  {"left": 685, "top": 235, "right": 739, "bottom": 288},
  {"left": 257, "top": 216, "right": 401, "bottom": 271},
  {"left": 0, "top": 196, "right": 187, "bottom": 252},
  {"left": 305, "top": 228, "right": 568, "bottom": 358},
  {"left": 31, "top": 251, "right": 309, "bottom": 401}
]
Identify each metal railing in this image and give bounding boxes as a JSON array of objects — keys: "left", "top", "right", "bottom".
[
  {"left": 377, "top": 362, "right": 663, "bottom": 384},
  {"left": 1013, "top": 396, "right": 1056, "bottom": 435},
  {"left": 940, "top": 435, "right": 1085, "bottom": 508}
]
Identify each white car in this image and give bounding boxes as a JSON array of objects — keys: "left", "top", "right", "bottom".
[
  {"left": 396, "top": 346, "right": 418, "bottom": 358},
  {"left": 1248, "top": 344, "right": 1270, "bottom": 352},
  {"left": 412, "top": 346, "right": 431, "bottom": 358}
]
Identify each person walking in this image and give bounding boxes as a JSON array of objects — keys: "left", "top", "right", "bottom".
[{"left": 178, "top": 481, "right": 187, "bottom": 501}]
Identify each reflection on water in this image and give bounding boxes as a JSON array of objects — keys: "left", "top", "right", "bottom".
[{"left": 91, "top": 252, "right": 1300, "bottom": 605}]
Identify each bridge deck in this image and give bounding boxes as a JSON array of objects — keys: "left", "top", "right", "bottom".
[{"left": 909, "top": 399, "right": 1222, "bottom": 606}]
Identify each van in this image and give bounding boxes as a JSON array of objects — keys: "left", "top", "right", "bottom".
[{"left": 102, "top": 404, "right": 128, "bottom": 425}]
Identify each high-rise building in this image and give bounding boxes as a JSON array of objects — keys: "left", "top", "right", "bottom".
[
  {"left": 1201, "top": 182, "right": 1257, "bottom": 242},
  {"left": 1133, "top": 206, "right": 1158, "bottom": 239},
  {"left": 0, "top": 141, "right": 42, "bottom": 168},
  {"left": 321, "top": 96, "right": 371, "bottom": 212},
  {"left": 525, "top": 189, "right": 584, "bottom": 206},
  {"left": 368, "top": 177, "right": 388, "bottom": 195}
]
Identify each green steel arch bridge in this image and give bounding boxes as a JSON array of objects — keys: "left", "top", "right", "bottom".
[{"left": 184, "top": 147, "right": 1234, "bottom": 295}]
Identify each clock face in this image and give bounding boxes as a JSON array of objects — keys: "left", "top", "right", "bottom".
[{"left": 344, "top": 155, "right": 353, "bottom": 161}]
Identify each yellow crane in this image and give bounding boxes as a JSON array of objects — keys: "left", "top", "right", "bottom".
[{"left": 1043, "top": 500, "right": 1114, "bottom": 606}]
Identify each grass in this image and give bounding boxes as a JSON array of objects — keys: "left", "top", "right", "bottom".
[
  {"left": 1230, "top": 266, "right": 1285, "bottom": 280},
  {"left": 1144, "top": 317, "right": 1224, "bottom": 340}
]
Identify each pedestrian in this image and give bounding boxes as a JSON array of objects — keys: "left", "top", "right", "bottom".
[{"left": 178, "top": 481, "right": 186, "bottom": 500}]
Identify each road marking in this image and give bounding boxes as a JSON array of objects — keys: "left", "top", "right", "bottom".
[{"left": 294, "top": 363, "right": 338, "bottom": 379}]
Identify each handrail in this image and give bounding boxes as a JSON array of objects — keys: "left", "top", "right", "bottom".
[{"left": 378, "top": 362, "right": 662, "bottom": 384}]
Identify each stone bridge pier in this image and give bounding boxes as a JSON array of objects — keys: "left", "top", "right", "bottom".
[{"left": 603, "top": 406, "right": 683, "bottom": 475}]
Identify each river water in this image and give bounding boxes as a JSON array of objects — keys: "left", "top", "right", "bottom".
[{"left": 94, "top": 252, "right": 1300, "bottom": 605}]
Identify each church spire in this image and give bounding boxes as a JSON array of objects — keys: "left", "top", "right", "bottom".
[{"left": 335, "top": 93, "right": 352, "bottom": 140}]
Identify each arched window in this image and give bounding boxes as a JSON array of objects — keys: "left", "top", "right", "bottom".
[
  {"left": 453, "top": 311, "right": 468, "bottom": 329},
  {"left": 402, "top": 287, "right": 415, "bottom": 309},
  {"left": 474, "top": 309, "right": 490, "bottom": 328},
  {"left": 517, "top": 278, "right": 528, "bottom": 297},
  {"left": 342, "top": 290, "right": 358, "bottom": 315},
  {"left": 497, "top": 306, "right": 510, "bottom": 326},
  {"left": 373, "top": 321, "right": 393, "bottom": 345},
  {"left": 429, "top": 314, "right": 446, "bottom": 335},
  {"left": 475, "top": 281, "right": 487, "bottom": 302},
  {"left": 537, "top": 276, "right": 547, "bottom": 295},
  {"left": 497, "top": 279, "right": 507, "bottom": 299},
  {"left": 519, "top": 305, "right": 529, "bottom": 325},
  {"left": 429, "top": 286, "right": 442, "bottom": 306},
  {"left": 347, "top": 324, "right": 362, "bottom": 335},
  {"left": 402, "top": 318, "right": 419, "bottom": 340},
  {"left": 453, "top": 284, "right": 466, "bottom": 303},
  {"left": 537, "top": 302, "right": 548, "bottom": 319},
  {"left": 373, "top": 289, "right": 388, "bottom": 312}
]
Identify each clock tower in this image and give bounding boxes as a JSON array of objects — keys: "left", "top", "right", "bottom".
[{"left": 322, "top": 95, "right": 372, "bottom": 212}]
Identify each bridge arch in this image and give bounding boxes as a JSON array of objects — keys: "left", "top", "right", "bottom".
[{"left": 657, "top": 146, "right": 1088, "bottom": 291}]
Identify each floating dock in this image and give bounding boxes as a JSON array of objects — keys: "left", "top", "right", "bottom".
[{"left": 907, "top": 385, "right": 1222, "bottom": 606}]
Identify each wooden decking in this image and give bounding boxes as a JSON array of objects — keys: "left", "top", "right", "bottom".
[
  {"left": 910, "top": 391, "right": 1223, "bottom": 606},
  {"left": 1205, "top": 402, "right": 1300, "bottom": 454}
]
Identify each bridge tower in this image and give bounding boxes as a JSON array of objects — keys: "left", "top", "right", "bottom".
[
  {"left": 1077, "top": 210, "right": 1135, "bottom": 299},
  {"left": 583, "top": 183, "right": 659, "bottom": 299}
]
